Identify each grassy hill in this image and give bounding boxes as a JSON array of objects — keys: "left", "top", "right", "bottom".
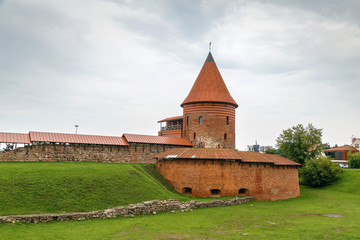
[
  {"left": 0, "top": 162, "right": 192, "bottom": 215},
  {"left": 1, "top": 168, "right": 359, "bottom": 239}
]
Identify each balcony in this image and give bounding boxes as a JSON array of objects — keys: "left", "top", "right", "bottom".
[{"left": 160, "top": 124, "right": 182, "bottom": 131}]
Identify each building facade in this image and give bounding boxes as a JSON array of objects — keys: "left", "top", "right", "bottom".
[{"left": 156, "top": 52, "right": 301, "bottom": 201}]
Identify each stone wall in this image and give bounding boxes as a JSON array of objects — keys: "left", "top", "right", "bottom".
[
  {"left": 157, "top": 159, "right": 300, "bottom": 201},
  {"left": 0, "top": 197, "right": 254, "bottom": 223},
  {"left": 0, "top": 143, "right": 184, "bottom": 163}
]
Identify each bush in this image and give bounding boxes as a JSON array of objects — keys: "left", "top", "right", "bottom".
[
  {"left": 348, "top": 152, "right": 360, "bottom": 168},
  {"left": 300, "top": 156, "right": 342, "bottom": 187}
]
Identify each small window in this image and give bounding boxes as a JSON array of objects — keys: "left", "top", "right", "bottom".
[
  {"left": 356, "top": 144, "right": 359, "bottom": 148},
  {"left": 193, "top": 133, "right": 196, "bottom": 139},
  {"left": 226, "top": 116, "right": 229, "bottom": 125},
  {"left": 210, "top": 189, "right": 221, "bottom": 195},
  {"left": 182, "top": 187, "right": 192, "bottom": 194},
  {"left": 187, "top": 116, "right": 189, "bottom": 126},
  {"left": 224, "top": 133, "right": 227, "bottom": 140},
  {"left": 238, "top": 188, "right": 248, "bottom": 195},
  {"left": 199, "top": 116, "right": 203, "bottom": 124}
]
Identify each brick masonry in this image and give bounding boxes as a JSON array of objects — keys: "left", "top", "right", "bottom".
[
  {"left": 0, "top": 197, "right": 254, "bottom": 223},
  {"left": 157, "top": 159, "right": 300, "bottom": 201},
  {"left": 0, "top": 143, "right": 184, "bottom": 163},
  {"left": 182, "top": 103, "right": 236, "bottom": 149}
]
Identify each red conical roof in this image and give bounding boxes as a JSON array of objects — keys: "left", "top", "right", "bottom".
[{"left": 181, "top": 52, "right": 238, "bottom": 108}]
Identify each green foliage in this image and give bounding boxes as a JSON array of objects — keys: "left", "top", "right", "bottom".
[
  {"left": 264, "top": 148, "right": 276, "bottom": 154},
  {"left": 1, "top": 169, "right": 360, "bottom": 239},
  {"left": 348, "top": 151, "right": 360, "bottom": 168},
  {"left": 276, "top": 123, "right": 324, "bottom": 164},
  {"left": 300, "top": 156, "right": 342, "bottom": 187}
]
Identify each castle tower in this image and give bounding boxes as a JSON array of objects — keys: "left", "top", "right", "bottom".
[{"left": 181, "top": 52, "right": 238, "bottom": 149}]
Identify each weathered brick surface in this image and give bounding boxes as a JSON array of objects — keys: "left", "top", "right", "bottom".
[
  {"left": 157, "top": 159, "right": 300, "bottom": 201},
  {"left": 0, "top": 143, "right": 184, "bottom": 163},
  {"left": 0, "top": 197, "right": 254, "bottom": 223},
  {"left": 182, "top": 103, "right": 236, "bottom": 149}
]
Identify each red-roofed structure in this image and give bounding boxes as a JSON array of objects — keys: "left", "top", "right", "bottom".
[
  {"left": 0, "top": 49, "right": 300, "bottom": 201},
  {"left": 29, "top": 131, "right": 129, "bottom": 146},
  {"left": 123, "top": 133, "right": 192, "bottom": 146},
  {"left": 181, "top": 53, "right": 238, "bottom": 107},
  {"left": 324, "top": 146, "right": 359, "bottom": 160},
  {"left": 155, "top": 148, "right": 300, "bottom": 166},
  {"left": 0, "top": 132, "right": 31, "bottom": 144}
]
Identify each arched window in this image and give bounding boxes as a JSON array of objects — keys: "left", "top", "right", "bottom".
[
  {"left": 193, "top": 133, "right": 196, "bottom": 139},
  {"left": 224, "top": 133, "right": 227, "bottom": 140},
  {"left": 199, "top": 116, "right": 203, "bottom": 124},
  {"left": 226, "top": 116, "right": 229, "bottom": 125},
  {"left": 182, "top": 187, "right": 192, "bottom": 194},
  {"left": 187, "top": 116, "right": 189, "bottom": 126},
  {"left": 238, "top": 188, "right": 248, "bottom": 195},
  {"left": 210, "top": 189, "right": 221, "bottom": 195}
]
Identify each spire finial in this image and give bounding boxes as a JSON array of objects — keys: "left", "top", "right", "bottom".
[{"left": 209, "top": 42, "right": 212, "bottom": 52}]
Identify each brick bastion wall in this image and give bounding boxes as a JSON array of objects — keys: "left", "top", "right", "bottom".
[
  {"left": 0, "top": 143, "right": 185, "bottom": 163},
  {"left": 157, "top": 159, "right": 300, "bottom": 201},
  {"left": 0, "top": 197, "right": 254, "bottom": 223}
]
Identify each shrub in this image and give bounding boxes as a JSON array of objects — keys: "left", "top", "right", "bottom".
[
  {"left": 300, "top": 156, "right": 342, "bottom": 187},
  {"left": 348, "top": 152, "right": 360, "bottom": 168}
]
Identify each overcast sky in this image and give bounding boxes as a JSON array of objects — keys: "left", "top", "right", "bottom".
[{"left": 1, "top": 0, "right": 359, "bottom": 150}]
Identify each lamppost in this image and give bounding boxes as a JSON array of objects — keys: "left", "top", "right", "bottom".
[{"left": 75, "top": 125, "right": 79, "bottom": 134}]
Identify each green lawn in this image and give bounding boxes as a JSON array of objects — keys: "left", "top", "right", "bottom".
[
  {"left": 0, "top": 164, "right": 359, "bottom": 239},
  {"left": 0, "top": 162, "right": 193, "bottom": 215}
]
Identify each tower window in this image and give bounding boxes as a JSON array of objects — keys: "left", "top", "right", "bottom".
[
  {"left": 193, "top": 133, "right": 196, "bottom": 139},
  {"left": 187, "top": 116, "right": 189, "bottom": 126},
  {"left": 226, "top": 116, "right": 229, "bottom": 125},
  {"left": 199, "top": 116, "right": 203, "bottom": 124},
  {"left": 224, "top": 133, "right": 227, "bottom": 140}
]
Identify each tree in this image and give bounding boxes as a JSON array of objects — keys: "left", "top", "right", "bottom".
[
  {"left": 276, "top": 123, "right": 324, "bottom": 165},
  {"left": 300, "top": 156, "right": 342, "bottom": 187},
  {"left": 265, "top": 148, "right": 277, "bottom": 154},
  {"left": 348, "top": 151, "right": 360, "bottom": 168}
]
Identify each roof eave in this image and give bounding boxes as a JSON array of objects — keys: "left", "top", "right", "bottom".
[{"left": 181, "top": 100, "right": 238, "bottom": 108}]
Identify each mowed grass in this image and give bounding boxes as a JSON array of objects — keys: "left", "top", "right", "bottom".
[
  {"left": 0, "top": 162, "right": 192, "bottom": 215},
  {"left": 0, "top": 166, "right": 359, "bottom": 239}
]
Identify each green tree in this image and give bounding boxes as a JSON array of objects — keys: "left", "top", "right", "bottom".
[
  {"left": 300, "top": 156, "right": 342, "bottom": 187},
  {"left": 265, "top": 148, "right": 277, "bottom": 154},
  {"left": 276, "top": 123, "right": 324, "bottom": 164},
  {"left": 348, "top": 151, "right": 360, "bottom": 168}
]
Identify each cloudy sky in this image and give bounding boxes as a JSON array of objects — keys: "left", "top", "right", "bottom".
[{"left": 1, "top": 0, "right": 359, "bottom": 150}]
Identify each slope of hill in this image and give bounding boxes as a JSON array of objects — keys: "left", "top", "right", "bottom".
[{"left": 0, "top": 162, "right": 189, "bottom": 215}]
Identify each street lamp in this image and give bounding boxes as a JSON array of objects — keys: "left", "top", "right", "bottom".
[{"left": 75, "top": 125, "right": 79, "bottom": 134}]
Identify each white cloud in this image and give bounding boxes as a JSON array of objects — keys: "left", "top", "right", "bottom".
[{"left": 0, "top": 0, "right": 359, "bottom": 149}]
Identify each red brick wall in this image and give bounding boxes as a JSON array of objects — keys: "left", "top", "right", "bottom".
[
  {"left": 156, "top": 159, "right": 300, "bottom": 201},
  {"left": 0, "top": 143, "right": 183, "bottom": 163},
  {"left": 158, "top": 129, "right": 181, "bottom": 138},
  {"left": 182, "top": 103, "right": 235, "bottom": 149}
]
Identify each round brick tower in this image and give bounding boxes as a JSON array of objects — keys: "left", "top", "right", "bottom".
[{"left": 181, "top": 52, "right": 238, "bottom": 149}]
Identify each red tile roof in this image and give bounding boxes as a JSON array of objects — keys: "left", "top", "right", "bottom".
[
  {"left": 181, "top": 52, "right": 238, "bottom": 108},
  {"left": 158, "top": 116, "right": 183, "bottom": 123},
  {"left": 123, "top": 133, "right": 192, "bottom": 146},
  {"left": 29, "top": 131, "right": 129, "bottom": 146},
  {"left": 155, "top": 148, "right": 301, "bottom": 166},
  {"left": 324, "top": 146, "right": 359, "bottom": 153},
  {"left": 0, "top": 132, "right": 31, "bottom": 144}
]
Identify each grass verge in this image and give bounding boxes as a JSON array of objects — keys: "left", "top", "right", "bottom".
[{"left": 0, "top": 169, "right": 359, "bottom": 239}]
